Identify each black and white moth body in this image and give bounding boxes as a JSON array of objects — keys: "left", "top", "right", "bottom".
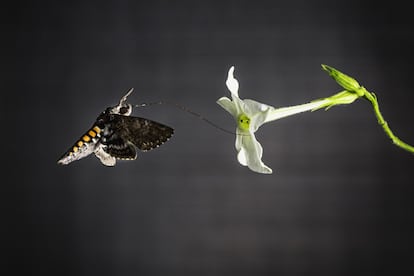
[{"left": 57, "top": 88, "right": 174, "bottom": 166}]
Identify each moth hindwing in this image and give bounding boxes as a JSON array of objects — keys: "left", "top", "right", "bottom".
[{"left": 57, "top": 88, "right": 174, "bottom": 166}]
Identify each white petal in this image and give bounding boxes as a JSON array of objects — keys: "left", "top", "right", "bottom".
[
  {"left": 235, "top": 128, "right": 247, "bottom": 165},
  {"left": 250, "top": 111, "right": 271, "bottom": 132},
  {"left": 236, "top": 130, "right": 273, "bottom": 174},
  {"left": 243, "top": 99, "right": 276, "bottom": 132},
  {"left": 217, "top": 96, "right": 238, "bottom": 118},
  {"left": 237, "top": 148, "right": 248, "bottom": 166},
  {"left": 226, "top": 66, "right": 239, "bottom": 97},
  {"left": 243, "top": 99, "right": 274, "bottom": 115}
]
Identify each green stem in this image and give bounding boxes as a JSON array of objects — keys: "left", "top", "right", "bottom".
[{"left": 363, "top": 91, "right": 414, "bottom": 153}]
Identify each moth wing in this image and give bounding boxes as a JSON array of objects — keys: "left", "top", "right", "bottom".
[
  {"left": 110, "top": 115, "right": 174, "bottom": 151},
  {"left": 104, "top": 137, "right": 137, "bottom": 160}
]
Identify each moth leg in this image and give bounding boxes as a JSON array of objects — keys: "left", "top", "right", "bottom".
[{"left": 94, "top": 144, "right": 116, "bottom": 166}]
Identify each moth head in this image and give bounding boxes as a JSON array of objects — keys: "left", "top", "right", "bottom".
[
  {"left": 109, "top": 103, "right": 133, "bottom": 116},
  {"left": 108, "top": 88, "right": 134, "bottom": 116}
]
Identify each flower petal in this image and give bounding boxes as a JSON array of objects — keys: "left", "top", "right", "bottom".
[
  {"left": 235, "top": 129, "right": 273, "bottom": 174},
  {"left": 217, "top": 96, "right": 238, "bottom": 118},
  {"left": 237, "top": 148, "right": 248, "bottom": 166},
  {"left": 226, "top": 66, "right": 239, "bottom": 97},
  {"left": 235, "top": 128, "right": 242, "bottom": 150},
  {"left": 243, "top": 99, "right": 275, "bottom": 131},
  {"left": 243, "top": 99, "right": 274, "bottom": 115}
]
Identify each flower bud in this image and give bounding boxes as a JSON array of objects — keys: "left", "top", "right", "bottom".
[
  {"left": 322, "top": 64, "right": 361, "bottom": 92},
  {"left": 312, "top": 90, "right": 360, "bottom": 111}
]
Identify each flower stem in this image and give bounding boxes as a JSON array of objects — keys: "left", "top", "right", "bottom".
[
  {"left": 322, "top": 64, "right": 414, "bottom": 154},
  {"left": 363, "top": 91, "right": 414, "bottom": 153}
]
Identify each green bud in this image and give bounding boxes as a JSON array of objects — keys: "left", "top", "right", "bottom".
[
  {"left": 312, "top": 90, "right": 360, "bottom": 111},
  {"left": 321, "top": 64, "right": 361, "bottom": 92}
]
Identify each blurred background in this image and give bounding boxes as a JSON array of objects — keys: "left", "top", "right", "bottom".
[{"left": 4, "top": 0, "right": 414, "bottom": 275}]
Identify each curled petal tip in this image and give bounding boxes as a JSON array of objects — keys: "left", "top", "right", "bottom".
[
  {"left": 228, "top": 66, "right": 235, "bottom": 76},
  {"left": 226, "top": 66, "right": 239, "bottom": 95}
]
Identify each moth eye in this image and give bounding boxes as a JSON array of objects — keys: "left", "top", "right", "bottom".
[
  {"left": 120, "top": 106, "right": 129, "bottom": 114},
  {"left": 119, "top": 104, "right": 133, "bottom": 116}
]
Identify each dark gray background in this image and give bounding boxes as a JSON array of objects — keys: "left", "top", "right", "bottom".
[{"left": 5, "top": 0, "right": 414, "bottom": 275}]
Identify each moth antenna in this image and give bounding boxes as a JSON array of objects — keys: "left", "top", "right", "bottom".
[{"left": 135, "top": 101, "right": 240, "bottom": 136}]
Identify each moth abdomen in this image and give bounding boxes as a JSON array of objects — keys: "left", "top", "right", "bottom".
[{"left": 57, "top": 125, "right": 102, "bottom": 165}]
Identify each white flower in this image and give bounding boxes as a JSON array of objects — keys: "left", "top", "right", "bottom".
[
  {"left": 217, "top": 66, "right": 334, "bottom": 174},
  {"left": 217, "top": 66, "right": 274, "bottom": 173}
]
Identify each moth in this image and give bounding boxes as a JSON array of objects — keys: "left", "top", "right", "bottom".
[{"left": 57, "top": 88, "right": 174, "bottom": 166}]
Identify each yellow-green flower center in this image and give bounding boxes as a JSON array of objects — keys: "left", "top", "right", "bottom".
[{"left": 238, "top": 114, "right": 251, "bottom": 131}]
